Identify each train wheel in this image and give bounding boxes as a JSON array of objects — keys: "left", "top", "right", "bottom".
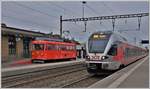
[
  {"left": 119, "top": 64, "right": 125, "bottom": 69},
  {"left": 70, "top": 58, "right": 76, "bottom": 61},
  {"left": 32, "top": 60, "right": 45, "bottom": 63},
  {"left": 40, "top": 60, "right": 45, "bottom": 63},
  {"left": 87, "top": 68, "right": 96, "bottom": 74}
]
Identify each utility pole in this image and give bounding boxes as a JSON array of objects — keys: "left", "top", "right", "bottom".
[
  {"left": 134, "top": 37, "right": 136, "bottom": 44},
  {"left": 60, "top": 16, "right": 62, "bottom": 38}
]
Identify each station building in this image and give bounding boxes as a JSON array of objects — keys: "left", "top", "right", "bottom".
[
  {"left": 1, "top": 23, "right": 85, "bottom": 63},
  {"left": 1, "top": 23, "right": 46, "bottom": 63}
]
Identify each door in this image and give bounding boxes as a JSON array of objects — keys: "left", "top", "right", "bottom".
[{"left": 23, "top": 37, "right": 30, "bottom": 58}]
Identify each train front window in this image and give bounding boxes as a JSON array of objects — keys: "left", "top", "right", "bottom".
[
  {"left": 88, "top": 39, "right": 109, "bottom": 53},
  {"left": 33, "top": 44, "right": 44, "bottom": 50}
]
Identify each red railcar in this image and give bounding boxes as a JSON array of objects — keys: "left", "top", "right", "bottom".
[{"left": 31, "top": 40, "right": 76, "bottom": 63}]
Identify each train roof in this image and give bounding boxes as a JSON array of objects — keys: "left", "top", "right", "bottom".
[
  {"left": 32, "top": 40, "right": 76, "bottom": 45},
  {"left": 90, "top": 31, "right": 127, "bottom": 41},
  {"left": 90, "top": 30, "right": 145, "bottom": 49},
  {"left": 91, "top": 31, "right": 113, "bottom": 35}
]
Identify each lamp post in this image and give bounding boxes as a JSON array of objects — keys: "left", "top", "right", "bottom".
[
  {"left": 82, "top": 1, "right": 87, "bottom": 32},
  {"left": 82, "top": 1, "right": 86, "bottom": 18}
]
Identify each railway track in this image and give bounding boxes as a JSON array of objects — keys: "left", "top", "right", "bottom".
[
  {"left": 2, "top": 64, "right": 86, "bottom": 88},
  {"left": 13, "top": 69, "right": 106, "bottom": 88},
  {"left": 2, "top": 63, "right": 111, "bottom": 88},
  {"left": 61, "top": 73, "right": 109, "bottom": 88}
]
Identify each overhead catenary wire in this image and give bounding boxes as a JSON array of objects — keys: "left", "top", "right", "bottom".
[
  {"left": 50, "top": 2, "right": 88, "bottom": 32},
  {"left": 3, "top": 6, "right": 58, "bottom": 26},
  {"left": 85, "top": 4, "right": 110, "bottom": 30},
  {"left": 3, "top": 1, "right": 148, "bottom": 42},
  {"left": 19, "top": 2, "right": 84, "bottom": 33},
  {"left": 48, "top": 2, "right": 85, "bottom": 29},
  {"left": 102, "top": 2, "right": 116, "bottom": 14},
  {"left": 47, "top": 2, "right": 81, "bottom": 17},
  {"left": 12, "top": 2, "right": 58, "bottom": 18},
  {"left": 3, "top": 15, "right": 58, "bottom": 30},
  {"left": 102, "top": 2, "right": 146, "bottom": 44},
  {"left": 101, "top": 2, "right": 144, "bottom": 34}
]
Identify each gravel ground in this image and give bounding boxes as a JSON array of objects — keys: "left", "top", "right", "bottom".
[
  {"left": 17, "top": 70, "right": 89, "bottom": 88},
  {"left": 64, "top": 74, "right": 109, "bottom": 88},
  {"left": 3, "top": 63, "right": 111, "bottom": 88},
  {"left": 2, "top": 64, "right": 85, "bottom": 88}
]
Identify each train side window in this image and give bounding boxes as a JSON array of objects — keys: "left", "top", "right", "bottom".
[
  {"left": 33, "top": 44, "right": 44, "bottom": 50},
  {"left": 61, "top": 45, "right": 67, "bottom": 51},
  {"left": 108, "top": 44, "right": 117, "bottom": 56},
  {"left": 47, "top": 44, "right": 56, "bottom": 50}
]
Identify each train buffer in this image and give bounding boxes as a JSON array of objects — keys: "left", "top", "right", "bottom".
[{"left": 89, "top": 56, "right": 149, "bottom": 88}]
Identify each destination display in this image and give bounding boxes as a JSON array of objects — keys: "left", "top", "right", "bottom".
[{"left": 92, "top": 34, "right": 108, "bottom": 39}]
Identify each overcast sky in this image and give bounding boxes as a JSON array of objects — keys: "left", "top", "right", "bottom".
[{"left": 1, "top": 1, "right": 149, "bottom": 45}]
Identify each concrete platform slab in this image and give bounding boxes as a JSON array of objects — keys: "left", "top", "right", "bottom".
[
  {"left": 118, "top": 57, "right": 149, "bottom": 88},
  {"left": 2, "top": 59, "right": 85, "bottom": 77},
  {"left": 89, "top": 56, "right": 148, "bottom": 88}
]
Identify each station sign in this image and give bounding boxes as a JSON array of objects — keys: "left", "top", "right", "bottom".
[
  {"left": 92, "top": 34, "right": 109, "bottom": 39},
  {"left": 141, "top": 40, "right": 149, "bottom": 44}
]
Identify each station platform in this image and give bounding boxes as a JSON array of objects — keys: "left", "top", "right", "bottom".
[
  {"left": 2, "top": 58, "right": 84, "bottom": 68},
  {"left": 89, "top": 56, "right": 149, "bottom": 88},
  {"left": 118, "top": 57, "right": 149, "bottom": 88},
  {"left": 2, "top": 59, "right": 85, "bottom": 77},
  {"left": 2, "top": 58, "right": 31, "bottom": 68}
]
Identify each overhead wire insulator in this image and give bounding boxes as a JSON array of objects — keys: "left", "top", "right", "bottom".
[
  {"left": 138, "top": 17, "right": 141, "bottom": 31},
  {"left": 83, "top": 21, "right": 87, "bottom": 32},
  {"left": 112, "top": 19, "right": 115, "bottom": 31},
  {"left": 125, "top": 19, "right": 127, "bottom": 24},
  {"left": 100, "top": 20, "right": 102, "bottom": 24}
]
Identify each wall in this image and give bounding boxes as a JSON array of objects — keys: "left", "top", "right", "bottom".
[
  {"left": 1, "top": 36, "right": 9, "bottom": 61},
  {"left": 16, "top": 39, "right": 23, "bottom": 59}
]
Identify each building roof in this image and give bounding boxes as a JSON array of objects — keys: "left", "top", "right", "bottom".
[
  {"left": 1, "top": 23, "right": 80, "bottom": 44},
  {"left": 1, "top": 23, "right": 46, "bottom": 36}
]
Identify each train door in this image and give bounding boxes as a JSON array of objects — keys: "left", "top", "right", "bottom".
[
  {"left": 117, "top": 45, "right": 124, "bottom": 62},
  {"left": 60, "top": 45, "right": 67, "bottom": 59}
]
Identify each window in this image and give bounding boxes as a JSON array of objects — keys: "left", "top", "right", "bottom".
[
  {"left": 61, "top": 45, "right": 67, "bottom": 50},
  {"left": 33, "top": 44, "right": 44, "bottom": 50},
  {"left": 23, "top": 38, "right": 30, "bottom": 58},
  {"left": 8, "top": 36, "right": 16, "bottom": 55},
  {"left": 88, "top": 39, "right": 109, "bottom": 53},
  {"left": 66, "top": 46, "right": 71, "bottom": 50},
  {"left": 107, "top": 44, "right": 117, "bottom": 56},
  {"left": 47, "top": 44, "right": 57, "bottom": 50}
]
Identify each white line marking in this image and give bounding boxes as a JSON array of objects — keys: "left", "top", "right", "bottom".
[{"left": 107, "top": 57, "right": 148, "bottom": 88}]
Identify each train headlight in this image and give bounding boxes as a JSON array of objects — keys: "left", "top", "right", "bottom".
[
  {"left": 86, "top": 55, "right": 90, "bottom": 60},
  {"left": 101, "top": 56, "right": 108, "bottom": 60}
]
